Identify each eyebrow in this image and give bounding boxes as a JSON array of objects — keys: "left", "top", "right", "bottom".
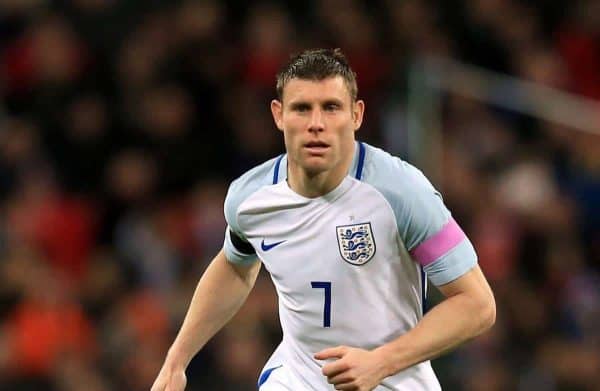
[
  {"left": 288, "top": 98, "right": 345, "bottom": 109},
  {"left": 321, "top": 98, "right": 344, "bottom": 107}
]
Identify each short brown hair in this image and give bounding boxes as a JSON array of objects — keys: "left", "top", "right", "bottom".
[{"left": 275, "top": 48, "right": 358, "bottom": 101}]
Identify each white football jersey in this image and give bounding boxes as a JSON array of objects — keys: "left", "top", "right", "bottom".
[{"left": 223, "top": 142, "right": 477, "bottom": 390}]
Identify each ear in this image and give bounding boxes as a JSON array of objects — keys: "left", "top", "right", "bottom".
[
  {"left": 271, "top": 99, "right": 284, "bottom": 132},
  {"left": 352, "top": 99, "right": 365, "bottom": 132}
]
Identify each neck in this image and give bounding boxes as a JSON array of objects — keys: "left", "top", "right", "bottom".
[{"left": 287, "top": 142, "right": 356, "bottom": 198}]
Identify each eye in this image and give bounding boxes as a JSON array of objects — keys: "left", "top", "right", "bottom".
[
  {"left": 292, "top": 104, "right": 311, "bottom": 112},
  {"left": 324, "top": 103, "right": 340, "bottom": 111}
]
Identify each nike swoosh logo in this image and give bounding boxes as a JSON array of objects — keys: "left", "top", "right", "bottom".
[{"left": 261, "top": 239, "right": 286, "bottom": 251}]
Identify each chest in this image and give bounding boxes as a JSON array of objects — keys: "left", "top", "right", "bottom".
[{"left": 241, "top": 189, "right": 402, "bottom": 286}]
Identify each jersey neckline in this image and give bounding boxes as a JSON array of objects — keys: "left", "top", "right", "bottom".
[{"left": 272, "top": 141, "right": 366, "bottom": 185}]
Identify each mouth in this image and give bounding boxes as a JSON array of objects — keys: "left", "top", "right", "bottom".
[
  {"left": 303, "top": 141, "right": 330, "bottom": 156},
  {"left": 303, "top": 141, "right": 330, "bottom": 153}
]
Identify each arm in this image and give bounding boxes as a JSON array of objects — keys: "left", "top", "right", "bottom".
[
  {"left": 317, "top": 265, "right": 495, "bottom": 390},
  {"left": 376, "top": 264, "right": 495, "bottom": 373},
  {"left": 151, "top": 249, "right": 261, "bottom": 391}
]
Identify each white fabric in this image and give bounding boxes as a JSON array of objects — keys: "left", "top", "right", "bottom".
[{"left": 222, "top": 142, "right": 477, "bottom": 390}]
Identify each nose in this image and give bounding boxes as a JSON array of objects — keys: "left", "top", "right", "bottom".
[{"left": 308, "top": 108, "right": 324, "bottom": 133}]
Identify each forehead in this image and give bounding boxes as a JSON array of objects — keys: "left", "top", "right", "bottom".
[{"left": 282, "top": 76, "right": 352, "bottom": 103}]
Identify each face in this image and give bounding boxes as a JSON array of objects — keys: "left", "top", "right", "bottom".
[{"left": 271, "top": 76, "right": 364, "bottom": 177}]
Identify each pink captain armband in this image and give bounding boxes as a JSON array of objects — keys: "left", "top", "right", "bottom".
[{"left": 410, "top": 218, "right": 466, "bottom": 267}]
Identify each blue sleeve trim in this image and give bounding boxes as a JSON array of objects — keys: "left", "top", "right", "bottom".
[
  {"left": 420, "top": 266, "right": 428, "bottom": 315},
  {"left": 258, "top": 365, "right": 283, "bottom": 387},
  {"left": 273, "top": 154, "right": 284, "bottom": 184},
  {"left": 355, "top": 142, "right": 366, "bottom": 180}
]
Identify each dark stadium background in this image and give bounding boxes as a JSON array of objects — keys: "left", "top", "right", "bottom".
[{"left": 0, "top": 1, "right": 599, "bottom": 390}]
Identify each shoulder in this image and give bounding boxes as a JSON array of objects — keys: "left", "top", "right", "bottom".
[
  {"left": 361, "top": 143, "right": 438, "bottom": 203},
  {"left": 359, "top": 143, "right": 450, "bottom": 250},
  {"left": 359, "top": 144, "right": 477, "bottom": 286},
  {"left": 224, "top": 155, "right": 284, "bottom": 230}
]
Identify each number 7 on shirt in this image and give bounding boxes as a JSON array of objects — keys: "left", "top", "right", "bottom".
[{"left": 311, "top": 281, "right": 331, "bottom": 327}]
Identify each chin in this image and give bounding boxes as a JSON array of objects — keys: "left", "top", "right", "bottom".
[{"left": 301, "top": 159, "right": 331, "bottom": 175}]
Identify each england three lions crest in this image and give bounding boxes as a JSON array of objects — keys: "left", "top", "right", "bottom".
[{"left": 336, "top": 223, "right": 376, "bottom": 266}]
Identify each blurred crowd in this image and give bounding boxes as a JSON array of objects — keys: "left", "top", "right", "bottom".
[{"left": 0, "top": 0, "right": 599, "bottom": 390}]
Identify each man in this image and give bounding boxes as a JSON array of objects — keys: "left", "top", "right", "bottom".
[{"left": 152, "top": 49, "right": 495, "bottom": 391}]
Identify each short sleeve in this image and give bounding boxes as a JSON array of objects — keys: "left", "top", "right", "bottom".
[
  {"left": 394, "top": 161, "right": 477, "bottom": 286},
  {"left": 363, "top": 147, "right": 477, "bottom": 286},
  {"left": 223, "top": 180, "right": 258, "bottom": 265},
  {"left": 221, "top": 157, "right": 279, "bottom": 265}
]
